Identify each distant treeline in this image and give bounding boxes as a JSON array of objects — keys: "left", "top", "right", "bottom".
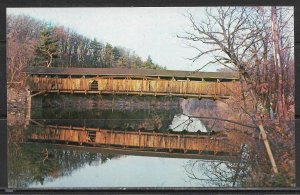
[{"left": 7, "top": 15, "right": 166, "bottom": 83}]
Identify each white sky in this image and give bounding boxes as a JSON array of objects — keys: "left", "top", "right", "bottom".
[{"left": 7, "top": 7, "right": 222, "bottom": 71}]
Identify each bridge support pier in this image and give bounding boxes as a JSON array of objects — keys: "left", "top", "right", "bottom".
[{"left": 25, "top": 90, "right": 31, "bottom": 127}]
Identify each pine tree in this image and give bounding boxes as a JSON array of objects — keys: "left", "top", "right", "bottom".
[
  {"left": 89, "top": 38, "right": 102, "bottom": 67},
  {"left": 112, "top": 47, "right": 121, "bottom": 62},
  {"left": 33, "top": 28, "right": 59, "bottom": 67},
  {"left": 143, "top": 55, "right": 154, "bottom": 69},
  {"left": 104, "top": 43, "right": 113, "bottom": 68}
]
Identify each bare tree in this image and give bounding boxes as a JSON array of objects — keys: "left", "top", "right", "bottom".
[
  {"left": 178, "top": 7, "right": 294, "bottom": 174},
  {"left": 7, "top": 15, "right": 37, "bottom": 84}
]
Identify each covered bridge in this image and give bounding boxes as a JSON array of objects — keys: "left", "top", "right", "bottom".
[{"left": 24, "top": 67, "right": 239, "bottom": 99}]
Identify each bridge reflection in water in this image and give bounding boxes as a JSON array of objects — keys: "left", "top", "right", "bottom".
[{"left": 26, "top": 120, "right": 243, "bottom": 158}]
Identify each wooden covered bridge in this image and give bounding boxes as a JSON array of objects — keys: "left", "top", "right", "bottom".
[{"left": 24, "top": 67, "right": 239, "bottom": 99}]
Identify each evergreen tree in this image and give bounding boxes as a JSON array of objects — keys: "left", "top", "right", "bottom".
[
  {"left": 112, "top": 46, "right": 121, "bottom": 62},
  {"left": 104, "top": 43, "right": 113, "bottom": 68},
  {"left": 33, "top": 28, "right": 59, "bottom": 67},
  {"left": 143, "top": 55, "right": 154, "bottom": 69},
  {"left": 89, "top": 38, "right": 102, "bottom": 67}
]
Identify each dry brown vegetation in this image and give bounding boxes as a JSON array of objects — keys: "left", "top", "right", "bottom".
[{"left": 178, "top": 6, "right": 294, "bottom": 186}]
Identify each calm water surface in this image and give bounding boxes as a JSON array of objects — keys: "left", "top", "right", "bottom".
[
  {"left": 8, "top": 99, "right": 239, "bottom": 188},
  {"left": 29, "top": 154, "right": 221, "bottom": 188}
]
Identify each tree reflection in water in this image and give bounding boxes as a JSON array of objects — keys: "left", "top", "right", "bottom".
[
  {"left": 183, "top": 140, "right": 294, "bottom": 187},
  {"left": 8, "top": 95, "right": 294, "bottom": 187},
  {"left": 8, "top": 142, "right": 120, "bottom": 188},
  {"left": 183, "top": 145, "right": 249, "bottom": 187}
]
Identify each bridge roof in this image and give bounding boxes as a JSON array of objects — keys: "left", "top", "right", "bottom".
[{"left": 23, "top": 66, "right": 239, "bottom": 81}]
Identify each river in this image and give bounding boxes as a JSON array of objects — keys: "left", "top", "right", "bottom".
[{"left": 8, "top": 95, "right": 247, "bottom": 188}]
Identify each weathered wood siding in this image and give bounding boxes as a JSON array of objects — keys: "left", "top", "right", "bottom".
[
  {"left": 27, "top": 76, "right": 238, "bottom": 98},
  {"left": 28, "top": 125, "right": 241, "bottom": 154}
]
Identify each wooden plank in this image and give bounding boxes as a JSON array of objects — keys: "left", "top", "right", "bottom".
[{"left": 27, "top": 76, "right": 239, "bottom": 98}]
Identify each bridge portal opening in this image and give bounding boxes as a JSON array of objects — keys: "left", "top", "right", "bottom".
[{"left": 89, "top": 80, "right": 98, "bottom": 91}]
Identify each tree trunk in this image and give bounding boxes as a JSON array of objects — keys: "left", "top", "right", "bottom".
[
  {"left": 240, "top": 73, "right": 279, "bottom": 174},
  {"left": 258, "top": 123, "right": 279, "bottom": 174},
  {"left": 271, "top": 6, "right": 288, "bottom": 123}
]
